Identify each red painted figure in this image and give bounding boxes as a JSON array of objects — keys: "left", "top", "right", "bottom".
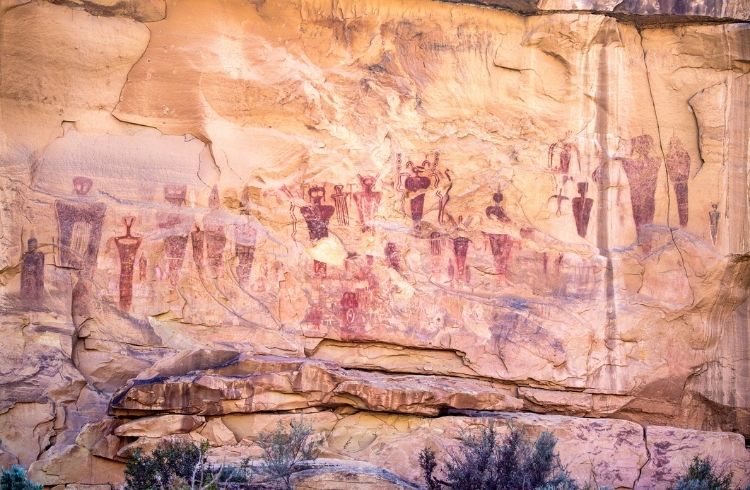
[
  {"left": 398, "top": 154, "right": 432, "bottom": 230},
  {"left": 21, "top": 237, "right": 44, "bottom": 306},
  {"left": 115, "top": 217, "right": 142, "bottom": 311},
  {"left": 331, "top": 184, "right": 350, "bottom": 226},
  {"left": 450, "top": 236, "right": 471, "bottom": 284},
  {"left": 55, "top": 177, "right": 106, "bottom": 277},
  {"left": 485, "top": 192, "right": 513, "bottom": 278},
  {"left": 202, "top": 186, "right": 227, "bottom": 276},
  {"left": 353, "top": 175, "right": 381, "bottom": 233},
  {"left": 161, "top": 185, "right": 189, "bottom": 286},
  {"left": 384, "top": 242, "right": 400, "bottom": 272},
  {"left": 572, "top": 182, "right": 594, "bottom": 238},
  {"left": 665, "top": 136, "right": 690, "bottom": 227},
  {"left": 301, "top": 185, "right": 335, "bottom": 276},
  {"left": 615, "top": 135, "right": 660, "bottom": 240},
  {"left": 340, "top": 291, "right": 359, "bottom": 327}
]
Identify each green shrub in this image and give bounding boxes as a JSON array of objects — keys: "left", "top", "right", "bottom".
[
  {"left": 669, "top": 457, "right": 735, "bottom": 490},
  {"left": 255, "top": 418, "right": 322, "bottom": 490},
  {"left": 0, "top": 466, "right": 42, "bottom": 490},
  {"left": 124, "top": 440, "right": 251, "bottom": 490},
  {"left": 419, "top": 423, "right": 579, "bottom": 490}
]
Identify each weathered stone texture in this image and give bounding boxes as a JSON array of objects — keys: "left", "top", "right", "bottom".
[{"left": 1, "top": 0, "right": 749, "bottom": 487}]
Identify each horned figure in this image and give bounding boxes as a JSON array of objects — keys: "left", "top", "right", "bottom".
[
  {"left": 665, "top": 135, "right": 690, "bottom": 227},
  {"left": 426, "top": 151, "right": 452, "bottom": 224},
  {"left": 353, "top": 175, "right": 381, "bottom": 233},
  {"left": 55, "top": 176, "right": 106, "bottom": 277},
  {"left": 115, "top": 217, "right": 142, "bottom": 311},
  {"left": 331, "top": 184, "right": 350, "bottom": 226},
  {"left": 21, "top": 237, "right": 44, "bottom": 306},
  {"left": 709, "top": 203, "right": 720, "bottom": 245},
  {"left": 484, "top": 192, "right": 513, "bottom": 278},
  {"left": 397, "top": 154, "right": 432, "bottom": 231},
  {"left": 301, "top": 185, "right": 335, "bottom": 276},
  {"left": 615, "top": 134, "right": 660, "bottom": 242},
  {"left": 572, "top": 182, "right": 594, "bottom": 238},
  {"left": 548, "top": 132, "right": 582, "bottom": 180}
]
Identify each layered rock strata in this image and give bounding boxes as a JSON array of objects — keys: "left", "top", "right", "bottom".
[{"left": 1, "top": 0, "right": 749, "bottom": 488}]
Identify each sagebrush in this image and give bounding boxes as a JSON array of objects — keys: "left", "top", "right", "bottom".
[
  {"left": 0, "top": 466, "right": 42, "bottom": 490},
  {"left": 419, "top": 423, "right": 579, "bottom": 490}
]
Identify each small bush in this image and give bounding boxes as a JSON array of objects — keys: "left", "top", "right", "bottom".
[
  {"left": 670, "top": 457, "right": 734, "bottom": 490},
  {"left": 255, "top": 418, "right": 322, "bottom": 490},
  {"left": 419, "top": 422, "right": 579, "bottom": 490},
  {"left": 0, "top": 466, "right": 42, "bottom": 490},
  {"left": 124, "top": 440, "right": 250, "bottom": 490}
]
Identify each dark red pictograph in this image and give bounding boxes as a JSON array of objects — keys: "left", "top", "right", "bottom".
[
  {"left": 115, "top": 217, "right": 142, "bottom": 311},
  {"left": 21, "top": 237, "right": 44, "bottom": 306},
  {"left": 331, "top": 184, "right": 350, "bottom": 227},
  {"left": 55, "top": 177, "right": 106, "bottom": 277},
  {"left": 616, "top": 135, "right": 660, "bottom": 239},
  {"left": 665, "top": 136, "right": 690, "bottom": 227},
  {"left": 572, "top": 182, "right": 594, "bottom": 238}
]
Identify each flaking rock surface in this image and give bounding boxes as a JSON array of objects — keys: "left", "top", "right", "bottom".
[{"left": 1, "top": 0, "right": 748, "bottom": 488}]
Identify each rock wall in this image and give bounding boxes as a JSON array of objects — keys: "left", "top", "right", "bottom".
[{"left": 0, "top": 0, "right": 749, "bottom": 488}]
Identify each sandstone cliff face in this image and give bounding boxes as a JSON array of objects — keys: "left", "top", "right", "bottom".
[{"left": 0, "top": 0, "right": 748, "bottom": 488}]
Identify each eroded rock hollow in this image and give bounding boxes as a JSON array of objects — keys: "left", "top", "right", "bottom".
[{"left": 1, "top": 0, "right": 749, "bottom": 488}]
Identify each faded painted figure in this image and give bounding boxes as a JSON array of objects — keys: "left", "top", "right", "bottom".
[
  {"left": 353, "top": 175, "right": 381, "bottom": 233},
  {"left": 161, "top": 185, "right": 189, "bottom": 286},
  {"left": 115, "top": 217, "right": 142, "bottom": 311},
  {"left": 55, "top": 177, "right": 106, "bottom": 276},
  {"left": 21, "top": 238, "right": 44, "bottom": 306},
  {"left": 614, "top": 135, "right": 661, "bottom": 241},
  {"left": 665, "top": 136, "right": 690, "bottom": 227},
  {"left": 548, "top": 132, "right": 582, "bottom": 207},
  {"left": 484, "top": 192, "right": 513, "bottom": 279},
  {"left": 709, "top": 203, "right": 720, "bottom": 245},
  {"left": 234, "top": 221, "right": 257, "bottom": 286},
  {"left": 202, "top": 186, "right": 227, "bottom": 277}
]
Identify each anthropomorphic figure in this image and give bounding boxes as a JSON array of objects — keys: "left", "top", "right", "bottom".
[
  {"left": 340, "top": 291, "right": 359, "bottom": 328},
  {"left": 384, "top": 242, "right": 400, "bottom": 272},
  {"left": 614, "top": 134, "right": 661, "bottom": 242},
  {"left": 665, "top": 135, "right": 691, "bottom": 227},
  {"left": 202, "top": 186, "right": 227, "bottom": 276},
  {"left": 331, "top": 184, "right": 350, "bottom": 227},
  {"left": 161, "top": 185, "right": 189, "bottom": 286},
  {"left": 484, "top": 192, "right": 513, "bottom": 279},
  {"left": 572, "top": 182, "right": 594, "bottom": 238},
  {"left": 115, "top": 217, "right": 142, "bottom": 311},
  {"left": 55, "top": 176, "right": 106, "bottom": 276},
  {"left": 709, "top": 203, "right": 720, "bottom": 245},
  {"left": 397, "top": 154, "right": 432, "bottom": 231},
  {"left": 301, "top": 185, "right": 335, "bottom": 276},
  {"left": 21, "top": 238, "right": 44, "bottom": 305},
  {"left": 353, "top": 175, "right": 381, "bottom": 233}
]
